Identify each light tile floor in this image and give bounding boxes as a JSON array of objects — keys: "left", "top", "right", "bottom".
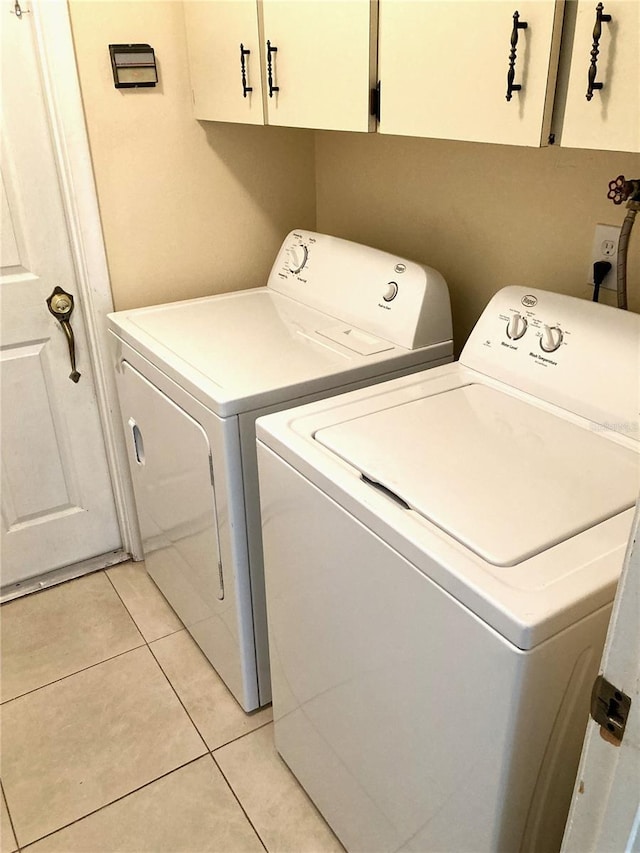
[{"left": 0, "top": 563, "right": 344, "bottom": 853}]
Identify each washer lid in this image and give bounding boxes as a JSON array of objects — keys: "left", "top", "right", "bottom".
[{"left": 314, "top": 384, "right": 639, "bottom": 566}]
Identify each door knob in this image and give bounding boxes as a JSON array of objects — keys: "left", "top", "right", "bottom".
[{"left": 46, "top": 286, "right": 81, "bottom": 383}]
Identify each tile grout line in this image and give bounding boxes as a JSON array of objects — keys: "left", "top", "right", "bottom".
[
  {"left": 146, "top": 633, "right": 276, "bottom": 751},
  {"left": 209, "top": 752, "right": 269, "bottom": 853},
  {"left": 145, "top": 642, "right": 210, "bottom": 751},
  {"left": 3, "top": 571, "right": 201, "bottom": 850},
  {"left": 107, "top": 570, "right": 273, "bottom": 852},
  {"left": 106, "top": 566, "right": 273, "bottom": 754},
  {"left": 0, "top": 568, "right": 157, "bottom": 707},
  {"left": 17, "top": 755, "right": 210, "bottom": 852},
  {"left": 0, "top": 641, "right": 147, "bottom": 707},
  {"left": 5, "top": 568, "right": 272, "bottom": 851},
  {"left": 1, "top": 778, "right": 21, "bottom": 853},
  {"left": 213, "top": 716, "right": 275, "bottom": 751},
  {"left": 1, "top": 638, "right": 207, "bottom": 850},
  {"left": 103, "top": 566, "right": 184, "bottom": 646},
  {"left": 104, "top": 569, "right": 212, "bottom": 762}
]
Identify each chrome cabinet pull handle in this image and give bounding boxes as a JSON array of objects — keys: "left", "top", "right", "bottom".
[
  {"left": 586, "top": 2, "right": 611, "bottom": 100},
  {"left": 46, "top": 286, "right": 81, "bottom": 383},
  {"left": 506, "top": 10, "right": 528, "bottom": 101},
  {"left": 240, "top": 43, "right": 253, "bottom": 97},
  {"left": 266, "top": 40, "right": 279, "bottom": 97}
]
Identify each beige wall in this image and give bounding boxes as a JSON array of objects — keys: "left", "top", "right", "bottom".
[
  {"left": 69, "top": 0, "right": 316, "bottom": 311},
  {"left": 69, "top": 0, "right": 639, "bottom": 350},
  {"left": 315, "top": 132, "right": 640, "bottom": 352}
]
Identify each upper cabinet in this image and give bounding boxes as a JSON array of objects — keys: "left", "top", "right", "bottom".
[
  {"left": 376, "top": 1, "right": 564, "bottom": 146},
  {"left": 261, "top": 0, "right": 377, "bottom": 132},
  {"left": 184, "top": 0, "right": 265, "bottom": 125},
  {"left": 184, "top": 0, "right": 377, "bottom": 132},
  {"left": 183, "top": 0, "right": 638, "bottom": 151},
  {"left": 557, "top": 0, "right": 640, "bottom": 152}
]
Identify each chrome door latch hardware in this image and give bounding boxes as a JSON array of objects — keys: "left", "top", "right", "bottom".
[{"left": 590, "top": 674, "right": 631, "bottom": 744}]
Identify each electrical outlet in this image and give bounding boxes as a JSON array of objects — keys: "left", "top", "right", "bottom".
[{"left": 588, "top": 223, "right": 621, "bottom": 290}]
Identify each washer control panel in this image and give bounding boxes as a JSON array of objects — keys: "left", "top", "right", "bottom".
[
  {"left": 467, "top": 289, "right": 579, "bottom": 368},
  {"left": 268, "top": 230, "right": 452, "bottom": 350},
  {"left": 504, "top": 311, "right": 565, "bottom": 353},
  {"left": 460, "top": 286, "right": 640, "bottom": 438}
]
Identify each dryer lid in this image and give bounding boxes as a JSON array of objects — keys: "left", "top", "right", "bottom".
[
  {"left": 108, "top": 289, "right": 412, "bottom": 414},
  {"left": 314, "top": 384, "right": 639, "bottom": 566}
]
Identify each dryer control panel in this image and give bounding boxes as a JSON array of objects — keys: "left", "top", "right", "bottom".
[
  {"left": 460, "top": 286, "right": 640, "bottom": 439},
  {"left": 267, "top": 230, "right": 452, "bottom": 351}
]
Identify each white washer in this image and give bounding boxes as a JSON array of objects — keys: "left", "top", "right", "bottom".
[
  {"left": 107, "top": 230, "right": 452, "bottom": 712},
  {"left": 256, "top": 287, "right": 640, "bottom": 853}
]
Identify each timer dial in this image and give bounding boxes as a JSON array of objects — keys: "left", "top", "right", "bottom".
[
  {"left": 383, "top": 281, "right": 398, "bottom": 302},
  {"left": 288, "top": 243, "right": 309, "bottom": 275},
  {"left": 506, "top": 312, "right": 528, "bottom": 340},
  {"left": 540, "top": 325, "right": 563, "bottom": 353}
]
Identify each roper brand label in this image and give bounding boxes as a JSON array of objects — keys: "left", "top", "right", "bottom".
[{"left": 521, "top": 294, "right": 538, "bottom": 308}]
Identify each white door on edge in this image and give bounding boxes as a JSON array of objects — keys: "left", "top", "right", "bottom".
[
  {"left": 0, "top": 3, "right": 120, "bottom": 590},
  {"left": 561, "top": 502, "right": 640, "bottom": 852}
]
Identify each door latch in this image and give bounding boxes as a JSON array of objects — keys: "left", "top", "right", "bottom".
[
  {"left": 590, "top": 674, "right": 631, "bottom": 745},
  {"left": 46, "top": 286, "right": 81, "bottom": 383}
]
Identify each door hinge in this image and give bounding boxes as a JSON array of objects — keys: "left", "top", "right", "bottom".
[
  {"left": 370, "top": 81, "right": 381, "bottom": 123},
  {"left": 590, "top": 674, "right": 631, "bottom": 745}
]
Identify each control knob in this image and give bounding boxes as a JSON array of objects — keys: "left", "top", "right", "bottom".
[
  {"left": 506, "top": 312, "right": 527, "bottom": 340},
  {"left": 540, "top": 325, "right": 563, "bottom": 353},
  {"left": 383, "top": 281, "right": 398, "bottom": 302},
  {"left": 288, "top": 243, "right": 309, "bottom": 275}
]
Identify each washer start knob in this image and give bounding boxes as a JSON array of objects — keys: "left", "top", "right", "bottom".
[{"left": 383, "top": 281, "right": 398, "bottom": 302}]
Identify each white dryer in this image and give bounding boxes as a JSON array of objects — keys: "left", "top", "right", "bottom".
[
  {"left": 107, "top": 230, "right": 452, "bottom": 711},
  {"left": 256, "top": 287, "right": 640, "bottom": 852}
]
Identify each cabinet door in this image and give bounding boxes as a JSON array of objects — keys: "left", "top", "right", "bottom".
[
  {"left": 560, "top": 0, "right": 639, "bottom": 152},
  {"left": 377, "top": 1, "right": 564, "bottom": 146},
  {"left": 184, "top": 0, "right": 265, "bottom": 124},
  {"left": 261, "top": 0, "right": 377, "bottom": 131}
]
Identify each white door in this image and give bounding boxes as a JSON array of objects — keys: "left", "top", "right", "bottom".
[
  {"left": 261, "top": 0, "right": 377, "bottom": 132},
  {"left": 561, "top": 502, "right": 640, "bottom": 852},
  {"left": 1, "top": 2, "right": 121, "bottom": 591},
  {"left": 377, "top": 0, "right": 564, "bottom": 145}
]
